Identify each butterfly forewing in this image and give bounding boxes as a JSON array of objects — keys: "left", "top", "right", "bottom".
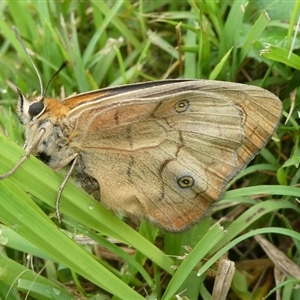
[{"left": 63, "top": 80, "right": 282, "bottom": 231}]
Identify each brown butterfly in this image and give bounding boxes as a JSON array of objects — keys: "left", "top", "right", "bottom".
[
  {"left": 0, "top": 78, "right": 282, "bottom": 231},
  {"left": 0, "top": 28, "right": 282, "bottom": 232}
]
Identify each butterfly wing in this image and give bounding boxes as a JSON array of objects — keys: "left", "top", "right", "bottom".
[{"left": 70, "top": 80, "right": 282, "bottom": 232}]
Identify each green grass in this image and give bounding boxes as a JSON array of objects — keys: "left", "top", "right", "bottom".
[{"left": 0, "top": 1, "right": 299, "bottom": 299}]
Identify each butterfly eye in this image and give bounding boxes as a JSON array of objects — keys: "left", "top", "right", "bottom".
[
  {"left": 177, "top": 176, "right": 194, "bottom": 188},
  {"left": 174, "top": 99, "right": 189, "bottom": 113},
  {"left": 29, "top": 101, "right": 45, "bottom": 117}
]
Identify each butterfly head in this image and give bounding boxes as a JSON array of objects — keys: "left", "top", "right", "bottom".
[{"left": 17, "top": 88, "right": 46, "bottom": 125}]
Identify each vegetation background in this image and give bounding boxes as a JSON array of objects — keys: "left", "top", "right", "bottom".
[{"left": 0, "top": 1, "right": 299, "bottom": 299}]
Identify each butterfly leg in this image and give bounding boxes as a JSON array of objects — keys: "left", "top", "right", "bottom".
[
  {"left": 0, "top": 128, "right": 46, "bottom": 180},
  {"left": 55, "top": 153, "right": 79, "bottom": 222}
]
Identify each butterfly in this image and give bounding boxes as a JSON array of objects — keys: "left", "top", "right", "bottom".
[{"left": 0, "top": 77, "right": 282, "bottom": 232}]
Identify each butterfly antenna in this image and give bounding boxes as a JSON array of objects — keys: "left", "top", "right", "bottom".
[
  {"left": 43, "top": 61, "right": 68, "bottom": 98},
  {"left": 12, "top": 26, "right": 44, "bottom": 99}
]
